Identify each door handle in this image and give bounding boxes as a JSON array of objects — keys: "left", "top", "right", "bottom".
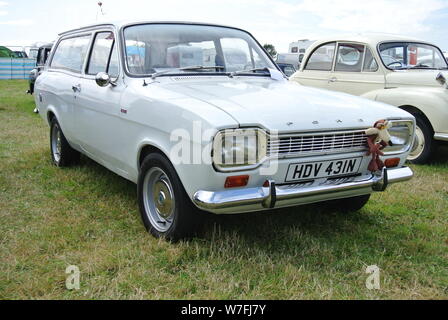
[
  {"left": 328, "top": 77, "right": 337, "bottom": 83},
  {"left": 72, "top": 84, "right": 81, "bottom": 92}
]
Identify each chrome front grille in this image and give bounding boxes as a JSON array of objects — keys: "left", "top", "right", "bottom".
[{"left": 268, "top": 130, "right": 368, "bottom": 156}]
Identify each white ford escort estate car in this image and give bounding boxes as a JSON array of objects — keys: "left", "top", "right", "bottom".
[
  {"left": 290, "top": 34, "right": 448, "bottom": 164},
  {"left": 35, "top": 22, "right": 415, "bottom": 240}
]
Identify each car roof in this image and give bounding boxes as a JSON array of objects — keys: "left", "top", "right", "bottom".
[
  {"left": 310, "top": 32, "right": 436, "bottom": 48},
  {"left": 58, "top": 20, "right": 246, "bottom": 36}
]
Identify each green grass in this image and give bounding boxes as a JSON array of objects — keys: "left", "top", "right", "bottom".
[{"left": 0, "top": 80, "right": 447, "bottom": 300}]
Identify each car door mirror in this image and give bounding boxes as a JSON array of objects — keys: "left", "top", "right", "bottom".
[{"left": 95, "top": 72, "right": 116, "bottom": 87}]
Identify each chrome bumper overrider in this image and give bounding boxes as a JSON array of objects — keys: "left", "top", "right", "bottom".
[{"left": 193, "top": 167, "right": 414, "bottom": 214}]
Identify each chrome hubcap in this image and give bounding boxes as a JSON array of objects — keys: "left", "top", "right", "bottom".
[
  {"left": 408, "top": 125, "right": 425, "bottom": 161},
  {"left": 51, "top": 125, "right": 62, "bottom": 163},
  {"left": 143, "top": 167, "right": 175, "bottom": 233}
]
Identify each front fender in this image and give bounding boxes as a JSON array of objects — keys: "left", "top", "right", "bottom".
[{"left": 361, "top": 87, "right": 448, "bottom": 133}]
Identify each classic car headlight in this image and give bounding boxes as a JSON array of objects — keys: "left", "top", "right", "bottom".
[
  {"left": 384, "top": 120, "right": 415, "bottom": 154},
  {"left": 213, "top": 128, "right": 267, "bottom": 171}
]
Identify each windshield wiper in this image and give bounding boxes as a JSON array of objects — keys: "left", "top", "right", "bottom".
[
  {"left": 229, "top": 67, "right": 271, "bottom": 78},
  {"left": 150, "top": 65, "right": 225, "bottom": 79}
]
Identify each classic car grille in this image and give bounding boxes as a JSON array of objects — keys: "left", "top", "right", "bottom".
[{"left": 267, "top": 130, "right": 368, "bottom": 156}]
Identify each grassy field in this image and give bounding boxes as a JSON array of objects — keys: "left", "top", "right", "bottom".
[{"left": 0, "top": 80, "right": 447, "bottom": 300}]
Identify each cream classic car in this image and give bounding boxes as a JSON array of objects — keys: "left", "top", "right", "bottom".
[
  {"left": 291, "top": 34, "right": 448, "bottom": 164},
  {"left": 35, "top": 23, "right": 414, "bottom": 241}
]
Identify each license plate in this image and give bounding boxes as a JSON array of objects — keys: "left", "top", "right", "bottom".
[{"left": 286, "top": 157, "right": 362, "bottom": 182}]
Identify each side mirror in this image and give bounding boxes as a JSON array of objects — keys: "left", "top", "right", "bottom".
[{"left": 95, "top": 72, "right": 116, "bottom": 87}]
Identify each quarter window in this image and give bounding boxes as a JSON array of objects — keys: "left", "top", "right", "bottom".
[
  {"left": 305, "top": 42, "right": 336, "bottom": 71},
  {"left": 51, "top": 35, "right": 91, "bottom": 73},
  {"left": 87, "top": 32, "right": 118, "bottom": 76},
  {"left": 335, "top": 43, "right": 365, "bottom": 72}
]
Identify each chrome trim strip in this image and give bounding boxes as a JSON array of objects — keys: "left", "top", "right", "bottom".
[
  {"left": 193, "top": 167, "right": 413, "bottom": 214},
  {"left": 268, "top": 129, "right": 369, "bottom": 138},
  {"left": 434, "top": 133, "right": 448, "bottom": 142}
]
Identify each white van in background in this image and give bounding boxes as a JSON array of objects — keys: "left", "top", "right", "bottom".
[{"left": 289, "top": 39, "right": 316, "bottom": 68}]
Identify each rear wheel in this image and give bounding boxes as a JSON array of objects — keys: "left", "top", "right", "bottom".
[
  {"left": 324, "top": 194, "right": 371, "bottom": 213},
  {"left": 408, "top": 116, "right": 437, "bottom": 164},
  {"left": 138, "top": 153, "right": 201, "bottom": 241},
  {"left": 50, "top": 118, "right": 80, "bottom": 167}
]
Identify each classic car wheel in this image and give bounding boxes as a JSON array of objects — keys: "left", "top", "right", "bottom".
[
  {"left": 50, "top": 118, "right": 80, "bottom": 167},
  {"left": 408, "top": 116, "right": 436, "bottom": 164},
  {"left": 138, "top": 153, "right": 200, "bottom": 241},
  {"left": 324, "top": 194, "right": 371, "bottom": 213}
]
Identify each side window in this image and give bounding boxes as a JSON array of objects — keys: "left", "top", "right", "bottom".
[
  {"left": 363, "top": 47, "right": 379, "bottom": 72},
  {"left": 335, "top": 43, "right": 365, "bottom": 72},
  {"left": 305, "top": 42, "right": 336, "bottom": 71},
  {"left": 87, "top": 32, "right": 116, "bottom": 76},
  {"left": 51, "top": 35, "right": 91, "bottom": 73}
]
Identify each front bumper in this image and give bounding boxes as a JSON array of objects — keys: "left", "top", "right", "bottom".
[
  {"left": 434, "top": 133, "right": 448, "bottom": 142},
  {"left": 193, "top": 167, "right": 413, "bottom": 214}
]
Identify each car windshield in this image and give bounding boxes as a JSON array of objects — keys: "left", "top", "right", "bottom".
[
  {"left": 379, "top": 42, "right": 448, "bottom": 70},
  {"left": 123, "top": 23, "right": 276, "bottom": 77}
]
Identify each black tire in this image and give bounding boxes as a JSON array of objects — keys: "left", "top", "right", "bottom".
[
  {"left": 50, "top": 118, "right": 80, "bottom": 167},
  {"left": 324, "top": 194, "right": 371, "bottom": 213},
  {"left": 408, "top": 115, "right": 437, "bottom": 164},
  {"left": 137, "top": 153, "right": 201, "bottom": 241}
]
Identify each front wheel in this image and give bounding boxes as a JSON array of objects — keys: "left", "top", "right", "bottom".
[
  {"left": 408, "top": 116, "right": 437, "bottom": 164},
  {"left": 137, "top": 153, "right": 201, "bottom": 241}
]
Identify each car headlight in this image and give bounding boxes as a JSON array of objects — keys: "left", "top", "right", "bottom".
[
  {"left": 385, "top": 120, "right": 415, "bottom": 154},
  {"left": 213, "top": 128, "right": 267, "bottom": 171}
]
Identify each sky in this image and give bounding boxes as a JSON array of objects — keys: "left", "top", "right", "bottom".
[{"left": 1, "top": 0, "right": 448, "bottom": 52}]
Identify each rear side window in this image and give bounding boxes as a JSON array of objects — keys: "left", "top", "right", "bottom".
[
  {"left": 51, "top": 35, "right": 91, "bottom": 73},
  {"left": 305, "top": 42, "right": 336, "bottom": 71},
  {"left": 87, "top": 32, "right": 118, "bottom": 76},
  {"left": 335, "top": 43, "right": 365, "bottom": 72}
]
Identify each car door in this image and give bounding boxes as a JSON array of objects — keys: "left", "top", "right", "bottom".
[
  {"left": 74, "top": 31, "right": 127, "bottom": 173},
  {"left": 328, "top": 43, "right": 386, "bottom": 96},
  {"left": 45, "top": 34, "right": 92, "bottom": 146},
  {"left": 295, "top": 42, "right": 336, "bottom": 90}
]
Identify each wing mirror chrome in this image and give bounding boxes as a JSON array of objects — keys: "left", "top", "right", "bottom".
[{"left": 95, "top": 72, "right": 117, "bottom": 87}]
